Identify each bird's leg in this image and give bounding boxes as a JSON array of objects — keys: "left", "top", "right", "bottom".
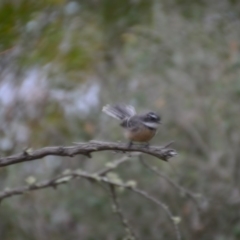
[
  {"left": 127, "top": 141, "right": 133, "bottom": 148},
  {"left": 144, "top": 142, "right": 149, "bottom": 148}
]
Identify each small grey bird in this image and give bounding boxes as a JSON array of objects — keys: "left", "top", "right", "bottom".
[{"left": 102, "top": 104, "right": 161, "bottom": 147}]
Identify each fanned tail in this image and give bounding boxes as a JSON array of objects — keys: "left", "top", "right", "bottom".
[{"left": 102, "top": 104, "right": 136, "bottom": 120}]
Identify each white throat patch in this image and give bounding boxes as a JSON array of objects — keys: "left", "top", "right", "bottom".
[{"left": 143, "top": 122, "right": 159, "bottom": 129}]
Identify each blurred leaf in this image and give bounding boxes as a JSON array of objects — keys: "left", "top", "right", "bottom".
[
  {"left": 171, "top": 216, "right": 181, "bottom": 224},
  {"left": 106, "top": 172, "right": 123, "bottom": 185},
  {"left": 126, "top": 180, "right": 137, "bottom": 188},
  {"left": 55, "top": 176, "right": 72, "bottom": 183},
  {"left": 25, "top": 176, "right": 37, "bottom": 185}
]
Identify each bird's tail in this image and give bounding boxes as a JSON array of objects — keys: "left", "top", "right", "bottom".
[{"left": 102, "top": 104, "right": 136, "bottom": 120}]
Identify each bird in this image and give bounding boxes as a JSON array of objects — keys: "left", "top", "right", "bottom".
[{"left": 102, "top": 104, "right": 161, "bottom": 147}]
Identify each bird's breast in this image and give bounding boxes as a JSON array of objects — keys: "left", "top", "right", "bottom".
[{"left": 124, "top": 127, "right": 156, "bottom": 142}]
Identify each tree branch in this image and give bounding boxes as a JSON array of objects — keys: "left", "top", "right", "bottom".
[
  {"left": 109, "top": 185, "right": 139, "bottom": 240},
  {"left": 140, "top": 157, "right": 203, "bottom": 210},
  {"left": 0, "top": 141, "right": 177, "bottom": 167},
  {"left": 0, "top": 168, "right": 181, "bottom": 240}
]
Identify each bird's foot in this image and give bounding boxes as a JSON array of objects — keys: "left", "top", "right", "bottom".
[
  {"left": 143, "top": 142, "right": 150, "bottom": 148},
  {"left": 127, "top": 141, "right": 133, "bottom": 149}
]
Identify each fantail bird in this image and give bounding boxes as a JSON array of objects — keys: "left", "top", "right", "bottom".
[{"left": 102, "top": 104, "right": 161, "bottom": 147}]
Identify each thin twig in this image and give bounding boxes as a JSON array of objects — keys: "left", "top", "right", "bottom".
[
  {"left": 0, "top": 169, "right": 181, "bottom": 240},
  {"left": 140, "top": 157, "right": 203, "bottom": 210},
  {"left": 0, "top": 46, "right": 15, "bottom": 55},
  {"left": 163, "top": 141, "right": 175, "bottom": 148},
  {"left": 109, "top": 185, "right": 139, "bottom": 240},
  {"left": 97, "top": 156, "right": 132, "bottom": 176},
  {"left": 131, "top": 187, "right": 181, "bottom": 240}
]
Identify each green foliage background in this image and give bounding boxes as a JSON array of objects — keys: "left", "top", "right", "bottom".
[{"left": 0, "top": 0, "right": 240, "bottom": 239}]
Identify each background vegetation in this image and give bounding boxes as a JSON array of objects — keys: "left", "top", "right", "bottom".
[{"left": 0, "top": 0, "right": 240, "bottom": 239}]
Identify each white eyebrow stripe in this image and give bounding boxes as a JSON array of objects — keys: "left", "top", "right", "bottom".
[{"left": 149, "top": 113, "right": 158, "bottom": 119}]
